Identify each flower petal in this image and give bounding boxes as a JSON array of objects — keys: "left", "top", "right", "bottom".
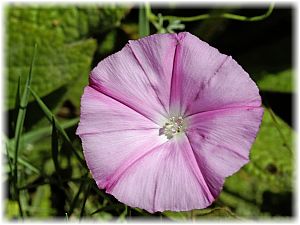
[
  {"left": 77, "top": 32, "right": 264, "bottom": 213},
  {"left": 128, "top": 33, "right": 178, "bottom": 113},
  {"left": 76, "top": 86, "right": 159, "bottom": 135},
  {"left": 80, "top": 129, "right": 166, "bottom": 189},
  {"left": 170, "top": 32, "right": 261, "bottom": 116},
  {"left": 107, "top": 136, "right": 216, "bottom": 213},
  {"left": 185, "top": 106, "right": 264, "bottom": 197},
  {"left": 76, "top": 86, "right": 167, "bottom": 188},
  {"left": 90, "top": 33, "right": 179, "bottom": 124}
]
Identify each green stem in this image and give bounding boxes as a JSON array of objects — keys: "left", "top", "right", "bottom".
[
  {"left": 139, "top": 3, "right": 150, "bottom": 37},
  {"left": 145, "top": 3, "right": 164, "bottom": 32},
  {"left": 163, "top": 14, "right": 210, "bottom": 22},
  {"left": 220, "top": 4, "right": 274, "bottom": 21}
]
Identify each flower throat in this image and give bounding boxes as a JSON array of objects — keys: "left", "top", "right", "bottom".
[{"left": 160, "top": 116, "right": 185, "bottom": 139}]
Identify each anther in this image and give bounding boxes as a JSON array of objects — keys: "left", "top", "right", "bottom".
[{"left": 160, "top": 116, "right": 185, "bottom": 139}]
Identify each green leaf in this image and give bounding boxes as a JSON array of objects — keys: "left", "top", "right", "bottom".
[
  {"left": 87, "top": 5, "right": 130, "bottom": 33},
  {"left": 164, "top": 207, "right": 237, "bottom": 221},
  {"left": 6, "top": 6, "right": 98, "bottom": 110},
  {"left": 257, "top": 69, "right": 292, "bottom": 93},
  {"left": 66, "top": 30, "right": 120, "bottom": 108},
  {"left": 5, "top": 200, "right": 20, "bottom": 219},
  {"left": 195, "top": 207, "right": 238, "bottom": 219},
  {"left": 219, "top": 107, "right": 293, "bottom": 217},
  {"left": 163, "top": 211, "right": 189, "bottom": 221},
  {"left": 98, "top": 30, "right": 118, "bottom": 55}
]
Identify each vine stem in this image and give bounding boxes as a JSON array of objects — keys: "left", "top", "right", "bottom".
[{"left": 147, "top": 3, "right": 274, "bottom": 25}]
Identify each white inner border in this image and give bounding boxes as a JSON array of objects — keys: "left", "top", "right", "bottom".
[{"left": 0, "top": 0, "right": 298, "bottom": 224}]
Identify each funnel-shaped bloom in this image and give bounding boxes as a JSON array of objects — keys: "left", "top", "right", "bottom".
[{"left": 76, "top": 32, "right": 263, "bottom": 213}]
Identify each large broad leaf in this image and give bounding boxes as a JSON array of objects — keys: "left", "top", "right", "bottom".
[
  {"left": 66, "top": 30, "right": 118, "bottom": 109},
  {"left": 5, "top": 5, "right": 129, "bottom": 110},
  {"left": 219, "top": 107, "right": 293, "bottom": 217},
  {"left": 257, "top": 69, "right": 292, "bottom": 93},
  {"left": 163, "top": 207, "right": 237, "bottom": 221}
]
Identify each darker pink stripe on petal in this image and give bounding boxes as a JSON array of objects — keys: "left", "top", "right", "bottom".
[
  {"left": 89, "top": 42, "right": 172, "bottom": 124},
  {"left": 77, "top": 31, "right": 264, "bottom": 213},
  {"left": 105, "top": 141, "right": 167, "bottom": 192},
  {"left": 128, "top": 33, "right": 178, "bottom": 115},
  {"left": 180, "top": 135, "right": 215, "bottom": 202},
  {"left": 169, "top": 32, "right": 228, "bottom": 115},
  {"left": 76, "top": 85, "right": 159, "bottom": 136},
  {"left": 107, "top": 138, "right": 215, "bottom": 212},
  {"left": 185, "top": 107, "right": 264, "bottom": 187},
  {"left": 89, "top": 77, "right": 161, "bottom": 125}
]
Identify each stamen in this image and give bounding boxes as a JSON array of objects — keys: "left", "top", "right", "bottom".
[{"left": 160, "top": 116, "right": 185, "bottom": 139}]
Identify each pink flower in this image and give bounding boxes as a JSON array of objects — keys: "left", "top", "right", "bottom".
[{"left": 76, "top": 32, "right": 263, "bottom": 213}]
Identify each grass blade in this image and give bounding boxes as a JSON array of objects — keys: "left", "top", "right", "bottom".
[
  {"left": 68, "top": 174, "right": 88, "bottom": 216},
  {"left": 90, "top": 204, "right": 124, "bottom": 216},
  {"left": 12, "top": 75, "right": 21, "bottom": 134},
  {"left": 13, "top": 43, "right": 37, "bottom": 218},
  {"left": 24, "top": 118, "right": 79, "bottom": 144},
  {"left": 139, "top": 4, "right": 150, "bottom": 37},
  {"left": 4, "top": 135, "right": 41, "bottom": 175},
  {"left": 15, "top": 158, "right": 40, "bottom": 175},
  {"left": 79, "top": 182, "right": 91, "bottom": 219},
  {"left": 29, "top": 88, "right": 86, "bottom": 168},
  {"left": 6, "top": 148, "right": 40, "bottom": 175},
  {"left": 5, "top": 142, "right": 13, "bottom": 174},
  {"left": 8, "top": 118, "right": 79, "bottom": 148},
  {"left": 51, "top": 116, "right": 61, "bottom": 174},
  {"left": 29, "top": 88, "right": 68, "bottom": 140},
  {"left": 6, "top": 119, "right": 78, "bottom": 177}
]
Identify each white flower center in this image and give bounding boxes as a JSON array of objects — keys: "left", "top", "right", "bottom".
[{"left": 160, "top": 116, "right": 185, "bottom": 139}]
